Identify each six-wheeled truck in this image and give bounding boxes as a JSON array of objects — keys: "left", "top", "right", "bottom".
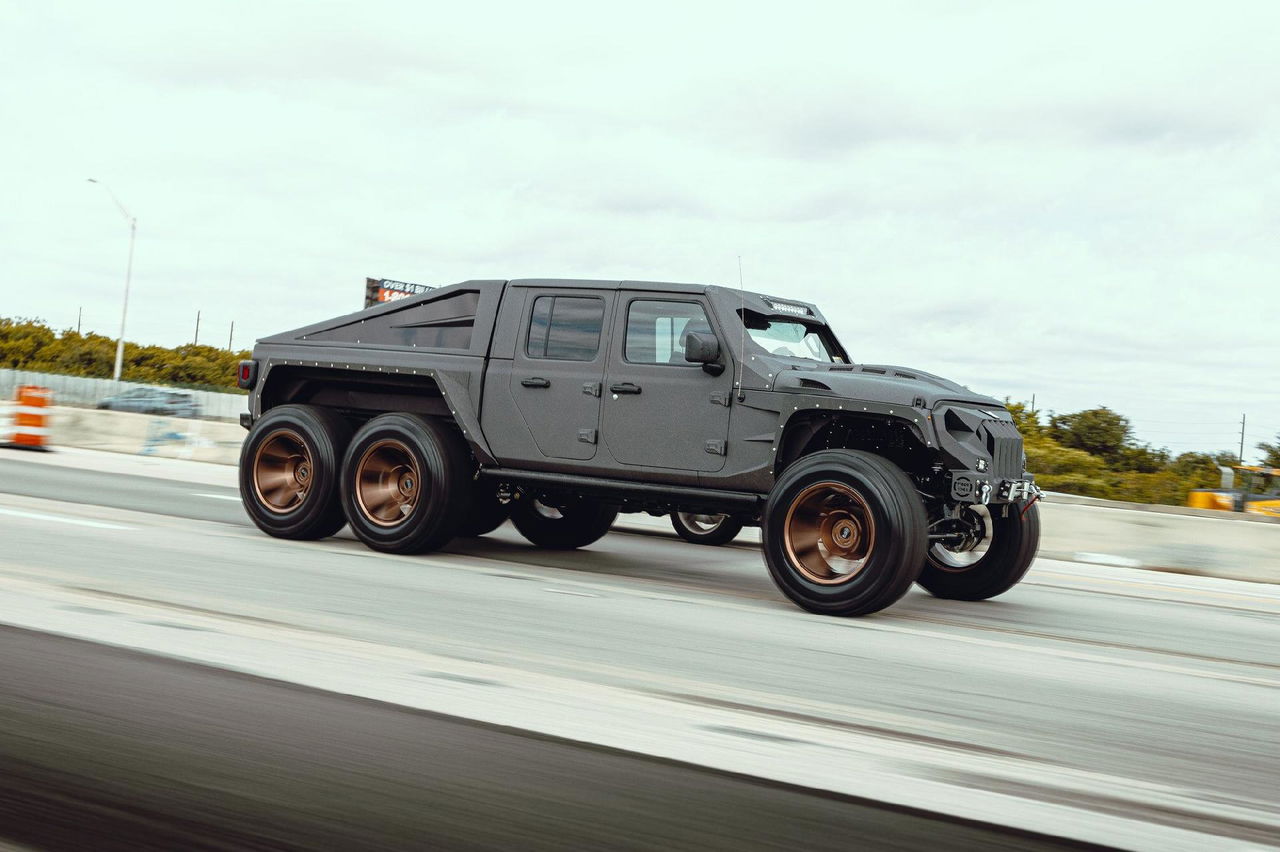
[{"left": 237, "top": 278, "right": 1041, "bottom": 616}]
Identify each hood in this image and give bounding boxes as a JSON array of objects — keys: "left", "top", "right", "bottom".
[{"left": 771, "top": 363, "right": 1003, "bottom": 410}]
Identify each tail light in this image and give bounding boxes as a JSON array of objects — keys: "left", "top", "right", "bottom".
[{"left": 237, "top": 360, "right": 258, "bottom": 390}]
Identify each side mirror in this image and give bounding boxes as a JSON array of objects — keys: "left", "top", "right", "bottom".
[
  {"left": 684, "top": 331, "right": 720, "bottom": 363},
  {"left": 684, "top": 331, "right": 725, "bottom": 375}
]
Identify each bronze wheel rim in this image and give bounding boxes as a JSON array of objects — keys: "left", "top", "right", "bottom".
[
  {"left": 355, "top": 439, "right": 422, "bottom": 527},
  {"left": 252, "top": 428, "right": 314, "bottom": 514},
  {"left": 783, "top": 481, "right": 875, "bottom": 585}
]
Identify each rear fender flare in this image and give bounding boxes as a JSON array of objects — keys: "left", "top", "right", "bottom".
[{"left": 252, "top": 358, "right": 497, "bottom": 467}]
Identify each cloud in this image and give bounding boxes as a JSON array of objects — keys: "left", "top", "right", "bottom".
[{"left": 1, "top": 0, "right": 1277, "bottom": 451}]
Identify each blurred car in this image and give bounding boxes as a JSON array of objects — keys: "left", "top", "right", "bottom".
[{"left": 97, "top": 388, "right": 201, "bottom": 418}]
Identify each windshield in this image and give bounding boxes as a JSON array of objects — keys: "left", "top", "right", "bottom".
[{"left": 738, "top": 311, "right": 842, "bottom": 362}]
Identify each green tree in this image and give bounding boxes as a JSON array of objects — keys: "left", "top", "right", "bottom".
[
  {"left": 1115, "top": 443, "right": 1171, "bottom": 474},
  {"left": 1005, "top": 400, "right": 1044, "bottom": 441},
  {"left": 0, "top": 318, "right": 56, "bottom": 368},
  {"left": 1258, "top": 434, "right": 1280, "bottom": 467},
  {"left": 1048, "top": 406, "right": 1132, "bottom": 465},
  {"left": 0, "top": 316, "right": 250, "bottom": 391}
]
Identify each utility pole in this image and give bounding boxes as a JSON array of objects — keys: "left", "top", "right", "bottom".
[
  {"left": 87, "top": 179, "right": 135, "bottom": 382},
  {"left": 1239, "top": 413, "right": 1247, "bottom": 463},
  {"left": 76, "top": 307, "right": 82, "bottom": 335},
  {"left": 194, "top": 310, "right": 201, "bottom": 346},
  {"left": 227, "top": 321, "right": 235, "bottom": 352}
]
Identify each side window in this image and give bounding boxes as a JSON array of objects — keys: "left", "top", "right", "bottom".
[
  {"left": 526, "top": 295, "right": 605, "bottom": 361},
  {"left": 625, "top": 300, "right": 712, "bottom": 365}
]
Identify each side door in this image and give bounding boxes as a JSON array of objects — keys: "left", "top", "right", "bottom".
[
  {"left": 508, "top": 291, "right": 611, "bottom": 461},
  {"left": 600, "top": 296, "right": 733, "bottom": 473}
]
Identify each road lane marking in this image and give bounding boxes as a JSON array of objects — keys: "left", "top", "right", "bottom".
[
  {"left": 543, "top": 588, "right": 600, "bottom": 598},
  {"left": 845, "top": 619, "right": 1280, "bottom": 688},
  {"left": 1031, "top": 571, "right": 1280, "bottom": 610},
  {"left": 0, "top": 507, "right": 134, "bottom": 531},
  {"left": 193, "top": 492, "right": 241, "bottom": 501}
]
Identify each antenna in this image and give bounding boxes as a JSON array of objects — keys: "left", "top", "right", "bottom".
[{"left": 736, "top": 255, "right": 746, "bottom": 401}]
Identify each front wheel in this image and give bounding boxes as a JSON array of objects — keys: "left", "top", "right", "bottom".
[
  {"left": 510, "top": 496, "right": 616, "bottom": 550},
  {"left": 762, "top": 450, "right": 927, "bottom": 617},
  {"left": 916, "top": 503, "right": 1040, "bottom": 601},
  {"left": 671, "top": 512, "right": 744, "bottom": 546}
]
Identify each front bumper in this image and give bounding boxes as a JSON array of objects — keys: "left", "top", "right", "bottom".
[{"left": 949, "top": 472, "right": 1042, "bottom": 505}]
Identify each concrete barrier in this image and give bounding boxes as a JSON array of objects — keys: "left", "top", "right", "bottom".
[
  {"left": 1035, "top": 501, "right": 1279, "bottom": 583},
  {"left": 31, "top": 405, "right": 245, "bottom": 465}
]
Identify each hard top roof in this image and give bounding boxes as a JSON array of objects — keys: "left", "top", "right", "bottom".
[{"left": 506, "top": 278, "right": 709, "bottom": 294}]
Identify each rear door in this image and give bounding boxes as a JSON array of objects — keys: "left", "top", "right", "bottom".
[
  {"left": 508, "top": 290, "right": 612, "bottom": 460},
  {"left": 600, "top": 295, "right": 733, "bottom": 472}
]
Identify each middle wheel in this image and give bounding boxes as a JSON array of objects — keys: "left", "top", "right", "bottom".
[
  {"left": 510, "top": 495, "right": 617, "bottom": 550},
  {"left": 340, "top": 413, "right": 470, "bottom": 554},
  {"left": 671, "top": 512, "right": 745, "bottom": 546}
]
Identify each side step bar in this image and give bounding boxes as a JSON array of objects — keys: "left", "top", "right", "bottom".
[{"left": 476, "top": 467, "right": 763, "bottom": 513}]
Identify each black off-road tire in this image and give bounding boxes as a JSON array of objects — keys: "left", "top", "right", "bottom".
[
  {"left": 239, "top": 404, "right": 352, "bottom": 540},
  {"left": 762, "top": 450, "right": 927, "bottom": 617},
  {"left": 340, "top": 413, "right": 471, "bottom": 554},
  {"left": 459, "top": 484, "right": 512, "bottom": 537},
  {"left": 510, "top": 496, "right": 617, "bottom": 550},
  {"left": 917, "top": 503, "right": 1040, "bottom": 601},
  {"left": 671, "top": 512, "right": 745, "bottom": 546}
]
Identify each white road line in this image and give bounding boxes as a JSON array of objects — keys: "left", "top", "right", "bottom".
[
  {"left": 193, "top": 492, "right": 241, "bottom": 501},
  {"left": 543, "top": 588, "right": 600, "bottom": 598},
  {"left": 0, "top": 507, "right": 134, "bottom": 531}
]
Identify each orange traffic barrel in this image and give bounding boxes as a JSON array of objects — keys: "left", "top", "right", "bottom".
[{"left": 4, "top": 385, "right": 52, "bottom": 451}]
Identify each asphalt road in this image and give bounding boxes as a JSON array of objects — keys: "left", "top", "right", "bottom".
[
  {"left": 0, "top": 456, "right": 249, "bottom": 526},
  {"left": 0, "top": 626, "right": 1079, "bottom": 852},
  {"left": 1, "top": 453, "right": 1278, "bottom": 849}
]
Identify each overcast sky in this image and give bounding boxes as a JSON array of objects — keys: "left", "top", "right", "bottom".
[{"left": 2, "top": 1, "right": 1276, "bottom": 458}]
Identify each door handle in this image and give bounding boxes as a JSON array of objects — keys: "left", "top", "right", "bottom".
[
  {"left": 609, "top": 382, "right": 642, "bottom": 395},
  {"left": 521, "top": 377, "right": 551, "bottom": 388}
]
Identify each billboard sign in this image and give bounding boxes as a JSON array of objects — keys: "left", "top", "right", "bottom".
[{"left": 365, "top": 277, "right": 433, "bottom": 308}]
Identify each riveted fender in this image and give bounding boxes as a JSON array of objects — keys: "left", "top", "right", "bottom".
[
  {"left": 248, "top": 355, "right": 498, "bottom": 467},
  {"left": 432, "top": 368, "right": 496, "bottom": 465},
  {"left": 771, "top": 394, "right": 939, "bottom": 477}
]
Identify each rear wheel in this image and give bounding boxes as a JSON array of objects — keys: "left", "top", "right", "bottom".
[
  {"left": 340, "top": 413, "right": 470, "bottom": 554},
  {"left": 510, "top": 496, "right": 617, "bottom": 550},
  {"left": 459, "top": 483, "right": 512, "bottom": 537},
  {"left": 239, "top": 404, "right": 352, "bottom": 540},
  {"left": 762, "top": 450, "right": 926, "bottom": 616},
  {"left": 917, "top": 503, "right": 1040, "bottom": 601},
  {"left": 671, "top": 512, "right": 744, "bottom": 546}
]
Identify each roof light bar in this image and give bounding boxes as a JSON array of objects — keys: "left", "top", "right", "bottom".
[{"left": 764, "top": 299, "right": 812, "bottom": 317}]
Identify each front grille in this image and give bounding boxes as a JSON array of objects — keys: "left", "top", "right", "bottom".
[{"left": 983, "top": 419, "right": 1024, "bottom": 479}]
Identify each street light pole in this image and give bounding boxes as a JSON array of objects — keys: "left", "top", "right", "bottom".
[{"left": 88, "top": 179, "right": 136, "bottom": 382}]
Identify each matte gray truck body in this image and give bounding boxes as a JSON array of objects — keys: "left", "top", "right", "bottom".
[{"left": 239, "top": 277, "right": 1041, "bottom": 616}]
